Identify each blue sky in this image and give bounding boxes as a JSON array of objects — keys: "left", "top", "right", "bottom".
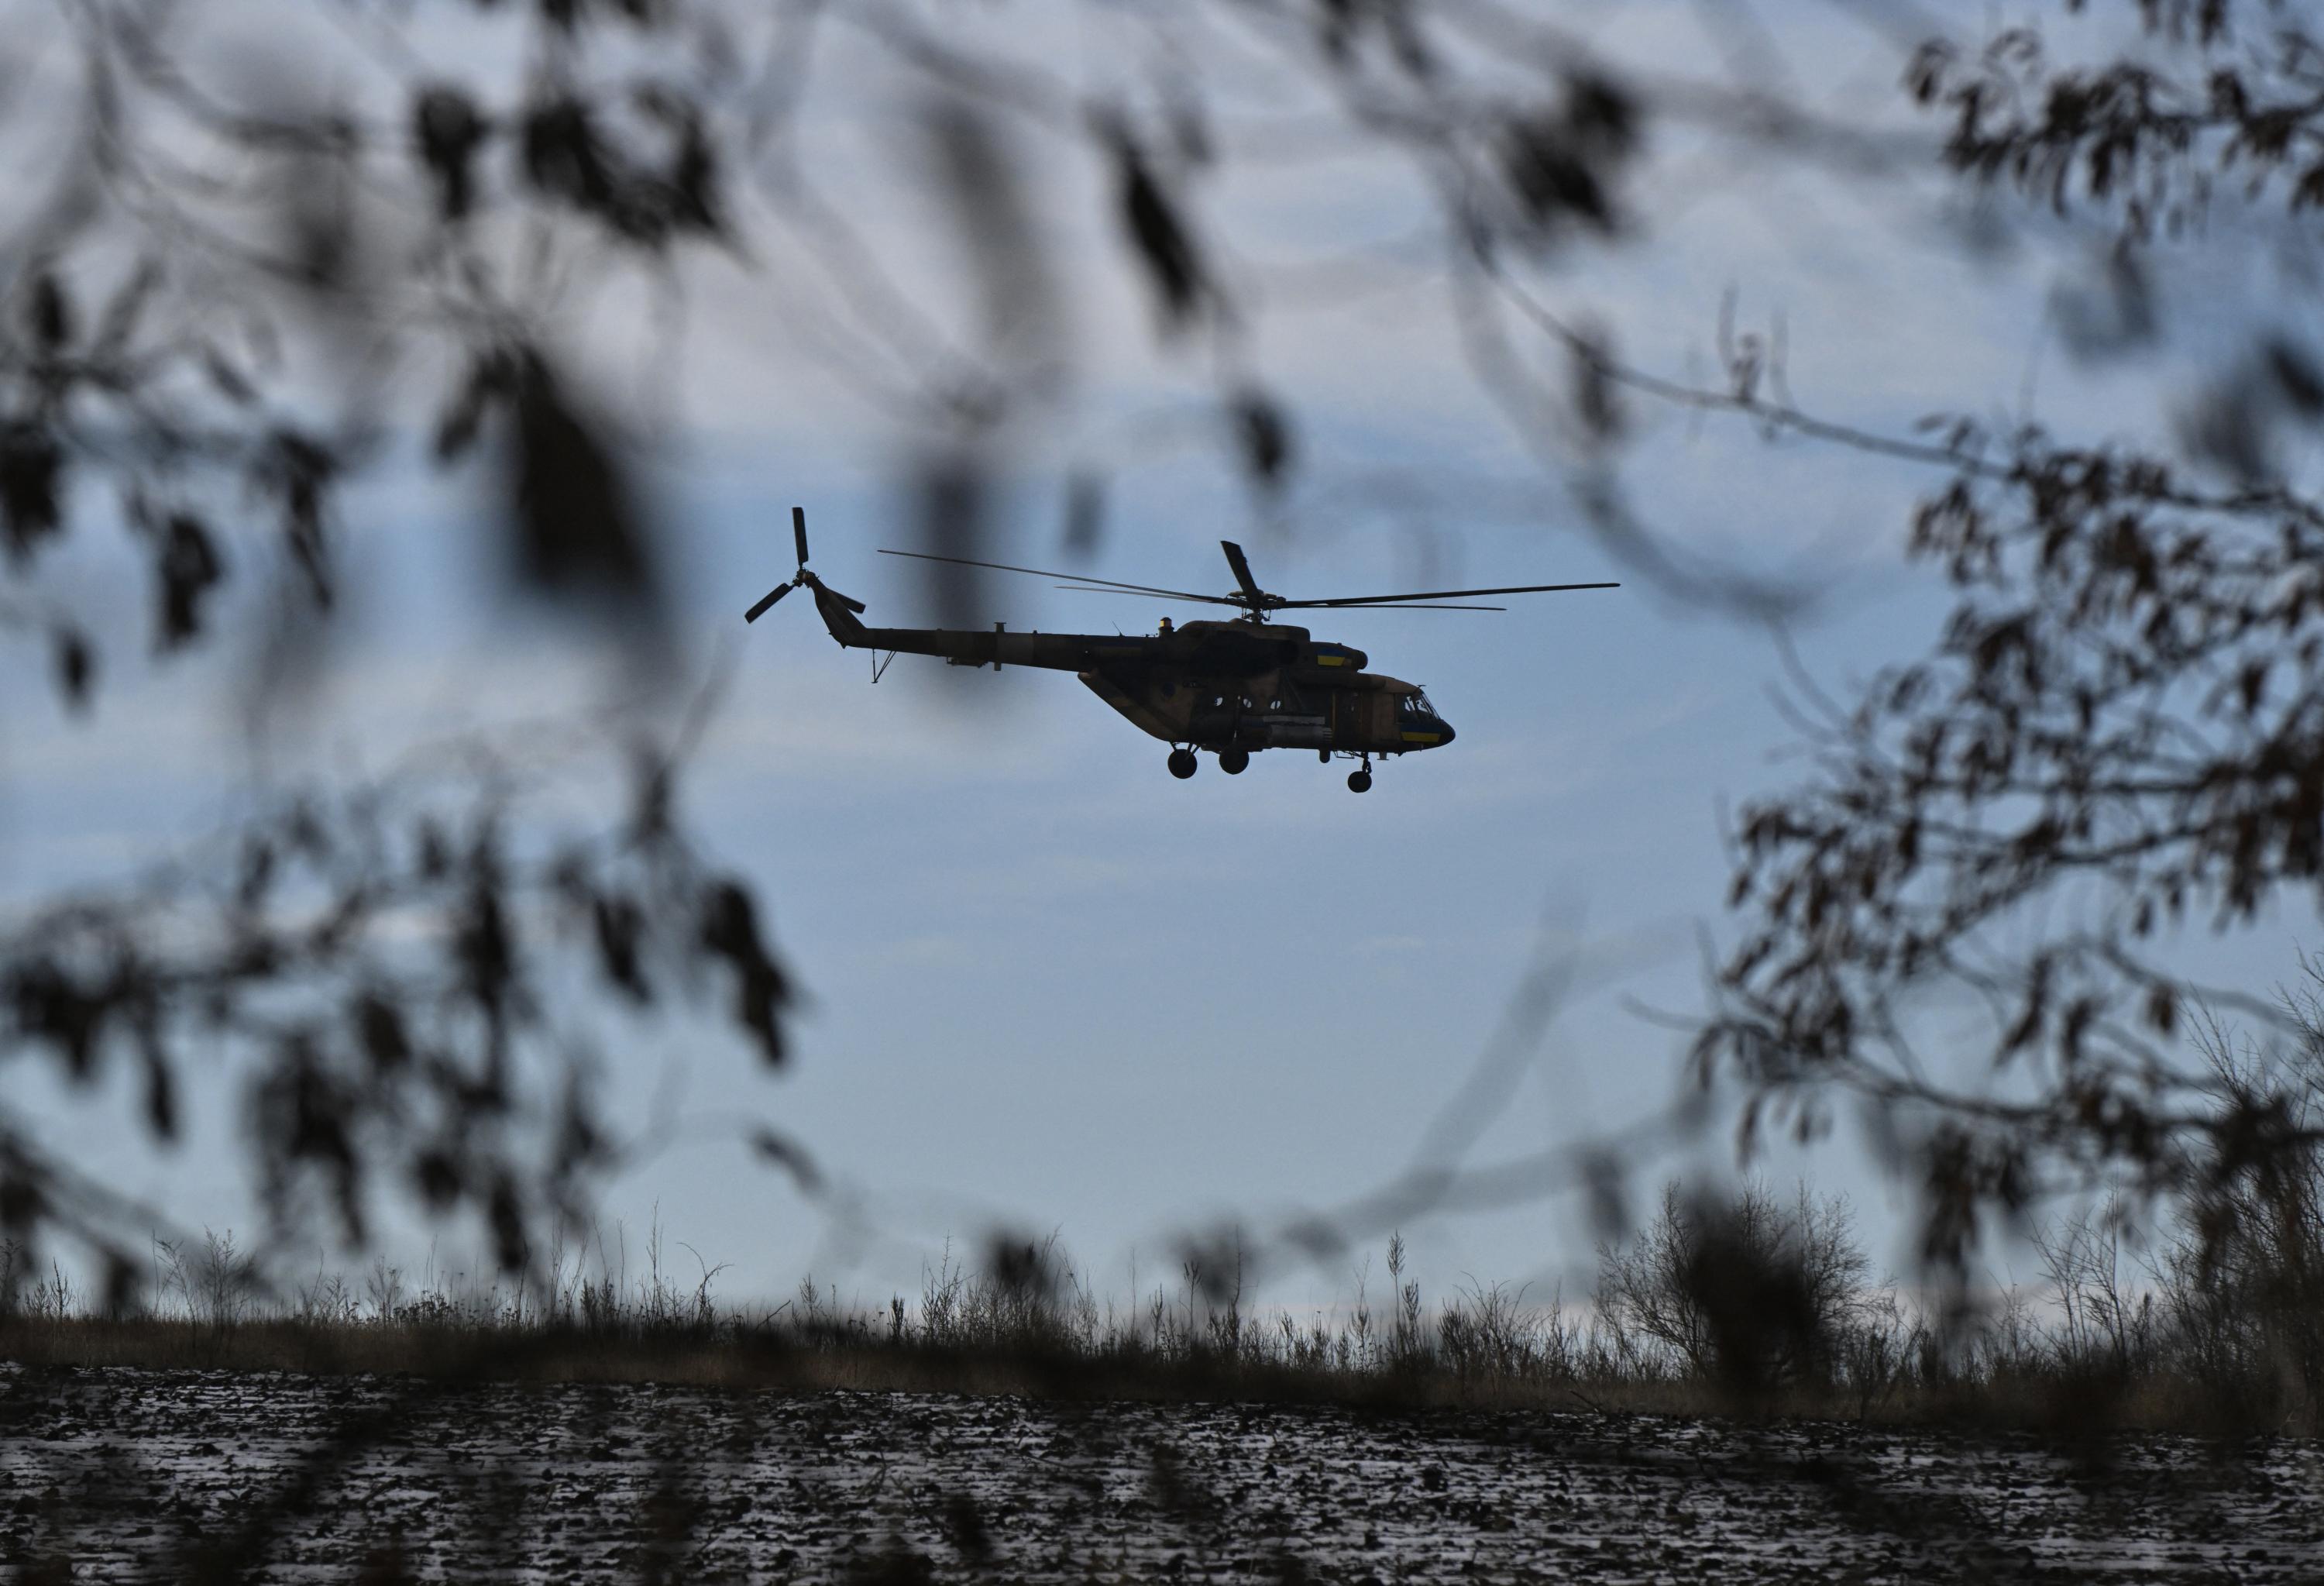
[{"left": 7, "top": 0, "right": 2321, "bottom": 1314}]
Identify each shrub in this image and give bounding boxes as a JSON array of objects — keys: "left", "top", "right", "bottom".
[{"left": 1597, "top": 1180, "right": 1876, "bottom": 1394}]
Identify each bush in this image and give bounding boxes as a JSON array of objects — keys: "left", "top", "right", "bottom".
[{"left": 1597, "top": 1181, "right": 1878, "bottom": 1394}]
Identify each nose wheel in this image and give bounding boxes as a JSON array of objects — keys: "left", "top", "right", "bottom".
[
  {"left": 1218, "top": 748, "right": 1250, "bottom": 775},
  {"left": 1168, "top": 748, "right": 1198, "bottom": 779},
  {"left": 1347, "top": 759, "right": 1372, "bottom": 793}
]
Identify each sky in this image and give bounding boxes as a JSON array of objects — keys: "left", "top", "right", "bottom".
[{"left": 6, "top": 0, "right": 2322, "bottom": 1317}]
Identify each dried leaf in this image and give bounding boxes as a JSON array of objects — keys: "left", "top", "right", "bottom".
[
  {"left": 156, "top": 512, "right": 225, "bottom": 650},
  {"left": 0, "top": 421, "right": 64, "bottom": 564},
  {"left": 1109, "top": 125, "right": 1204, "bottom": 331},
  {"left": 506, "top": 349, "right": 655, "bottom": 614},
  {"left": 50, "top": 624, "right": 94, "bottom": 710},
  {"left": 413, "top": 84, "right": 490, "bottom": 222},
  {"left": 1061, "top": 470, "right": 1104, "bottom": 556},
  {"left": 1232, "top": 388, "right": 1293, "bottom": 490},
  {"left": 699, "top": 879, "right": 789, "bottom": 1065},
  {"left": 26, "top": 272, "right": 72, "bottom": 352}
]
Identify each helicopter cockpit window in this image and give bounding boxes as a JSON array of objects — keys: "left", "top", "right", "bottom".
[{"left": 1399, "top": 691, "right": 1433, "bottom": 717}]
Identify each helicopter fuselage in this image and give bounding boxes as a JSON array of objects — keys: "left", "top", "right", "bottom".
[{"left": 811, "top": 586, "right": 1454, "bottom": 759}]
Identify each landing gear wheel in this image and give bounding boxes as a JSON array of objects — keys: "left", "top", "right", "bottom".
[
  {"left": 1347, "top": 769, "right": 1373, "bottom": 793},
  {"left": 1167, "top": 748, "right": 1198, "bottom": 779},
  {"left": 1219, "top": 748, "right": 1250, "bottom": 776}
]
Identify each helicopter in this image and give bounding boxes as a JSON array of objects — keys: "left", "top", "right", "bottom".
[{"left": 745, "top": 507, "right": 1617, "bottom": 792}]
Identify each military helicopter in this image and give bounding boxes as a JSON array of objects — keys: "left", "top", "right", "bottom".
[{"left": 745, "top": 507, "right": 1617, "bottom": 792}]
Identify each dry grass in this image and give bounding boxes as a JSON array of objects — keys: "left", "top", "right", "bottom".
[
  {"left": 0, "top": 1314, "right": 2253, "bottom": 1434},
  {"left": 0, "top": 1216, "right": 2295, "bottom": 1438}
]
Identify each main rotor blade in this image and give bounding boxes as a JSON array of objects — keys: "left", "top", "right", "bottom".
[
  {"left": 1281, "top": 580, "right": 1620, "bottom": 608},
  {"left": 744, "top": 583, "right": 792, "bottom": 623},
  {"left": 792, "top": 505, "right": 810, "bottom": 567},
  {"left": 1220, "top": 540, "right": 1266, "bottom": 604},
  {"left": 1052, "top": 583, "right": 1242, "bottom": 607},
  {"left": 879, "top": 547, "right": 1219, "bottom": 602},
  {"left": 1052, "top": 586, "right": 1501, "bottom": 611}
]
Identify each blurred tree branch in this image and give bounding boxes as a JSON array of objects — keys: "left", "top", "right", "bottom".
[{"left": 0, "top": 716, "right": 796, "bottom": 1303}]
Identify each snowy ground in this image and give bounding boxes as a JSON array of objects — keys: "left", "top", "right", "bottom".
[{"left": 2, "top": 1365, "right": 2319, "bottom": 1581}]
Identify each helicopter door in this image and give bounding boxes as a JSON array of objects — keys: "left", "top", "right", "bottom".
[{"left": 1260, "top": 686, "right": 1329, "bottom": 748}]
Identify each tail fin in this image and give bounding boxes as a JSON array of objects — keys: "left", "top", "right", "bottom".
[{"left": 810, "top": 577, "right": 870, "bottom": 647}]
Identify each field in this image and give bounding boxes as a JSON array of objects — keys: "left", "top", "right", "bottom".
[{"left": 4, "top": 1362, "right": 2320, "bottom": 1583}]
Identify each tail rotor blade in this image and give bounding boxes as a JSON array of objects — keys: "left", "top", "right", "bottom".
[
  {"left": 792, "top": 505, "right": 810, "bottom": 568},
  {"left": 744, "top": 583, "right": 792, "bottom": 624}
]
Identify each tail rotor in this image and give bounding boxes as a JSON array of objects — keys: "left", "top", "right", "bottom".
[
  {"left": 744, "top": 506, "right": 807, "bottom": 623},
  {"left": 745, "top": 505, "right": 865, "bottom": 624}
]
